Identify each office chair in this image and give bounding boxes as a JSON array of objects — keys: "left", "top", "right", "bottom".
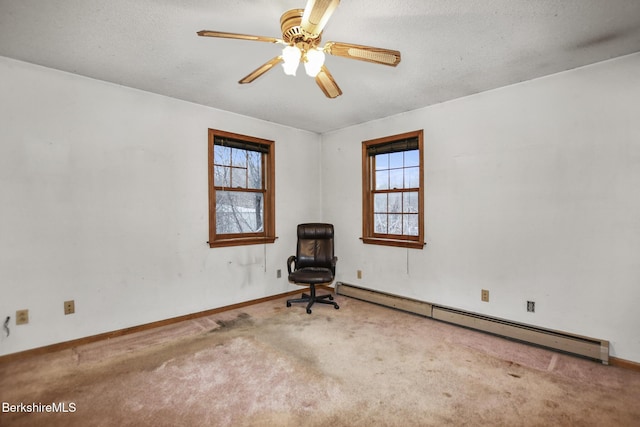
[{"left": 286, "top": 223, "right": 340, "bottom": 314}]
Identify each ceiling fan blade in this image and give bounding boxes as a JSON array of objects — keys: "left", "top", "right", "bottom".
[
  {"left": 239, "top": 56, "right": 283, "bottom": 84},
  {"left": 315, "top": 65, "right": 342, "bottom": 98},
  {"left": 324, "top": 41, "right": 401, "bottom": 66},
  {"left": 197, "top": 30, "right": 283, "bottom": 44},
  {"left": 301, "top": 0, "right": 340, "bottom": 38}
]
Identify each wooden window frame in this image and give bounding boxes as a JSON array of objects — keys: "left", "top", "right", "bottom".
[
  {"left": 362, "top": 130, "right": 425, "bottom": 249},
  {"left": 208, "top": 129, "right": 276, "bottom": 248}
]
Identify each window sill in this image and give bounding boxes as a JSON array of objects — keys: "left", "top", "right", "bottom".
[
  {"left": 208, "top": 236, "right": 277, "bottom": 248},
  {"left": 361, "top": 237, "right": 425, "bottom": 249}
]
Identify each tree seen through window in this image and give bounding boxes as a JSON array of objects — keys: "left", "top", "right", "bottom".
[{"left": 208, "top": 129, "right": 275, "bottom": 247}]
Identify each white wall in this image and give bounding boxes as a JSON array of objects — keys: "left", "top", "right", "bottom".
[
  {"left": 0, "top": 57, "right": 322, "bottom": 356},
  {"left": 322, "top": 53, "right": 640, "bottom": 362},
  {"left": 3, "top": 52, "right": 640, "bottom": 364}
]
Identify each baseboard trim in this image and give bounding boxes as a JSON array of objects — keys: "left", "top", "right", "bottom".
[
  {"left": 0, "top": 288, "right": 313, "bottom": 364},
  {"left": 610, "top": 356, "right": 640, "bottom": 372},
  {"left": 6, "top": 285, "right": 637, "bottom": 371}
]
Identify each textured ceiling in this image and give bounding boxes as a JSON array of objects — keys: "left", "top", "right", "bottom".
[{"left": 1, "top": 0, "right": 639, "bottom": 133}]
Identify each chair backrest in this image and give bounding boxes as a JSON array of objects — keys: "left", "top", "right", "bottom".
[{"left": 296, "top": 223, "right": 335, "bottom": 272}]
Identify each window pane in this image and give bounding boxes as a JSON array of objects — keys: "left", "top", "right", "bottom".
[
  {"left": 216, "top": 191, "right": 264, "bottom": 233},
  {"left": 374, "top": 193, "right": 387, "bottom": 213},
  {"left": 404, "top": 192, "right": 419, "bottom": 213},
  {"left": 214, "top": 165, "right": 231, "bottom": 187},
  {"left": 247, "top": 151, "right": 262, "bottom": 189},
  {"left": 404, "top": 214, "right": 419, "bottom": 236},
  {"left": 404, "top": 150, "right": 419, "bottom": 167},
  {"left": 214, "top": 145, "right": 231, "bottom": 165},
  {"left": 405, "top": 167, "right": 419, "bottom": 188},
  {"left": 388, "top": 192, "right": 402, "bottom": 213},
  {"left": 389, "top": 169, "right": 403, "bottom": 189},
  {"left": 231, "top": 167, "right": 247, "bottom": 188},
  {"left": 209, "top": 130, "right": 274, "bottom": 247},
  {"left": 375, "top": 170, "right": 389, "bottom": 190},
  {"left": 388, "top": 214, "right": 402, "bottom": 234},
  {"left": 389, "top": 152, "right": 403, "bottom": 168},
  {"left": 374, "top": 213, "right": 387, "bottom": 234},
  {"left": 231, "top": 148, "right": 247, "bottom": 167},
  {"left": 375, "top": 153, "right": 389, "bottom": 170},
  {"left": 362, "top": 130, "right": 423, "bottom": 247}
]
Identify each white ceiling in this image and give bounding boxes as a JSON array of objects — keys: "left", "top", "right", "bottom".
[{"left": 1, "top": 0, "right": 639, "bottom": 134}]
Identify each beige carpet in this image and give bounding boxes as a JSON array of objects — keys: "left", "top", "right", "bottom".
[{"left": 1, "top": 295, "right": 639, "bottom": 426}]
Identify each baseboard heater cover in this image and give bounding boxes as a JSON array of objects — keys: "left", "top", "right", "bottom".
[
  {"left": 335, "top": 282, "right": 609, "bottom": 364},
  {"left": 335, "top": 282, "right": 432, "bottom": 317}
]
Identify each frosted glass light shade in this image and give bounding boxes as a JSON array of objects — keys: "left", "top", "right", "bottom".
[
  {"left": 281, "top": 45, "right": 301, "bottom": 76},
  {"left": 304, "top": 48, "right": 325, "bottom": 77}
]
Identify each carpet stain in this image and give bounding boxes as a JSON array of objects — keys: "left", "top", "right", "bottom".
[
  {"left": 210, "top": 312, "right": 253, "bottom": 332},
  {"left": 544, "top": 399, "right": 560, "bottom": 409}
]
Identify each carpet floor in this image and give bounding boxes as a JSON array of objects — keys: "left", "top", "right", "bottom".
[{"left": 1, "top": 294, "right": 639, "bottom": 426}]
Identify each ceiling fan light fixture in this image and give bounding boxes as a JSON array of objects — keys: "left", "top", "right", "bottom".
[
  {"left": 304, "top": 48, "right": 325, "bottom": 77},
  {"left": 281, "top": 45, "right": 301, "bottom": 76},
  {"left": 198, "top": 0, "right": 401, "bottom": 98}
]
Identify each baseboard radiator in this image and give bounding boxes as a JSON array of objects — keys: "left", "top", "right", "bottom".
[{"left": 335, "top": 282, "right": 609, "bottom": 364}]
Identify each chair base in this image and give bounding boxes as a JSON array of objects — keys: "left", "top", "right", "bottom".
[{"left": 286, "top": 284, "right": 340, "bottom": 314}]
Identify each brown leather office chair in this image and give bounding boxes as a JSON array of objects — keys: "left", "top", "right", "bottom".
[{"left": 286, "top": 223, "right": 340, "bottom": 314}]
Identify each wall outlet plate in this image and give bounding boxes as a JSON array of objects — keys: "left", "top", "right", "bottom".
[
  {"left": 64, "top": 300, "right": 75, "bottom": 315},
  {"left": 481, "top": 289, "right": 490, "bottom": 302},
  {"left": 527, "top": 301, "right": 536, "bottom": 313},
  {"left": 16, "top": 309, "right": 29, "bottom": 325}
]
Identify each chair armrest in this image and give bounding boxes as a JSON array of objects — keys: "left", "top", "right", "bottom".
[{"left": 287, "top": 256, "right": 296, "bottom": 275}]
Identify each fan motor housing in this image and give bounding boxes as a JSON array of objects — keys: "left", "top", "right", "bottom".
[{"left": 280, "top": 9, "right": 320, "bottom": 46}]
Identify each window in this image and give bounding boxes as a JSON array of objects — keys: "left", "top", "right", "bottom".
[
  {"left": 208, "top": 129, "right": 275, "bottom": 247},
  {"left": 362, "top": 130, "right": 424, "bottom": 249}
]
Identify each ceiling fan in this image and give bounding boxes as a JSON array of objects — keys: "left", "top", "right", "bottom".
[{"left": 197, "top": 0, "right": 401, "bottom": 98}]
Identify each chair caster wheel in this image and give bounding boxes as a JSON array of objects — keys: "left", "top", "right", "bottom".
[
  {"left": 334, "top": 304, "right": 340, "bottom": 309},
  {"left": 306, "top": 308, "right": 312, "bottom": 314},
  {"left": 286, "top": 302, "right": 291, "bottom": 307},
  {"left": 329, "top": 295, "right": 334, "bottom": 300}
]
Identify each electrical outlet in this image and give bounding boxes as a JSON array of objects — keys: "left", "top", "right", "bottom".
[
  {"left": 16, "top": 309, "right": 29, "bottom": 325},
  {"left": 481, "top": 289, "right": 490, "bottom": 302},
  {"left": 64, "top": 300, "right": 75, "bottom": 315},
  {"left": 276, "top": 269, "right": 282, "bottom": 279},
  {"left": 527, "top": 301, "right": 535, "bottom": 313},
  {"left": 357, "top": 270, "right": 362, "bottom": 279}
]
